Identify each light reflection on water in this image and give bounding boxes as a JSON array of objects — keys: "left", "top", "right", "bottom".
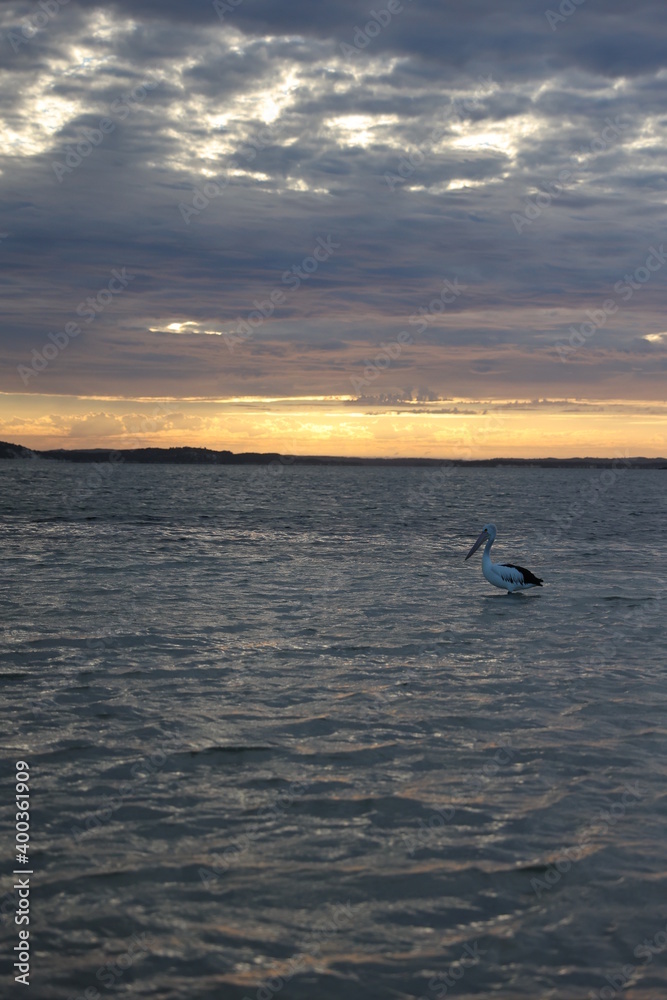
[{"left": 0, "top": 462, "right": 666, "bottom": 999}]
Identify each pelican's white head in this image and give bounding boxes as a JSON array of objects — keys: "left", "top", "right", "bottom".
[{"left": 464, "top": 522, "right": 497, "bottom": 560}]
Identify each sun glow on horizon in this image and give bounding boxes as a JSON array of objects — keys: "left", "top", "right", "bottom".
[{"left": 1, "top": 393, "right": 665, "bottom": 459}]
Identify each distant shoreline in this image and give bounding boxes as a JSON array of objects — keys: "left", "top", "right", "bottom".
[{"left": 1, "top": 440, "right": 666, "bottom": 468}]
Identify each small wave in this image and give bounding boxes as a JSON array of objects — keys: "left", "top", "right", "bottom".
[{"left": 188, "top": 745, "right": 274, "bottom": 756}]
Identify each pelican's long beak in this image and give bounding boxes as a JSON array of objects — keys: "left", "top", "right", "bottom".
[{"left": 465, "top": 529, "right": 488, "bottom": 561}]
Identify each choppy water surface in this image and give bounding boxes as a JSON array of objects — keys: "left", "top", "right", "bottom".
[{"left": 1, "top": 461, "right": 666, "bottom": 999}]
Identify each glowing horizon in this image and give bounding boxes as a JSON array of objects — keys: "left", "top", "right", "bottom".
[
  {"left": 2, "top": 392, "right": 665, "bottom": 459},
  {"left": 2, "top": 2, "right": 667, "bottom": 460}
]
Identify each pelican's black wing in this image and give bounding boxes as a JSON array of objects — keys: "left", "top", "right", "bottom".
[{"left": 501, "top": 563, "right": 543, "bottom": 586}]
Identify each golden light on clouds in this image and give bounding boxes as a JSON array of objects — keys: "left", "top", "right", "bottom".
[
  {"left": 2, "top": 5, "right": 666, "bottom": 463},
  {"left": 2, "top": 394, "right": 665, "bottom": 458}
]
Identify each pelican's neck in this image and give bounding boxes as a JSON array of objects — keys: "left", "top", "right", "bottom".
[{"left": 483, "top": 536, "right": 494, "bottom": 559}]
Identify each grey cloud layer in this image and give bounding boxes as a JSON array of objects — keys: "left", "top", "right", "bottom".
[{"left": 2, "top": 0, "right": 667, "bottom": 399}]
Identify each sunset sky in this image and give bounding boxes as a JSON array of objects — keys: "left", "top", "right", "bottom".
[{"left": 2, "top": 0, "right": 666, "bottom": 457}]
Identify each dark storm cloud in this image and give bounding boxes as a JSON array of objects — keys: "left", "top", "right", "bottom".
[
  {"left": 51, "top": 0, "right": 667, "bottom": 73},
  {"left": 2, "top": 0, "right": 667, "bottom": 403}
]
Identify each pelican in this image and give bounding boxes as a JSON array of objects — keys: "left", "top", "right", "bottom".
[{"left": 464, "top": 523, "right": 543, "bottom": 594}]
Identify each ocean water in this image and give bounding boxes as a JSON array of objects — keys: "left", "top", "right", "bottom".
[{"left": 0, "top": 460, "right": 666, "bottom": 1000}]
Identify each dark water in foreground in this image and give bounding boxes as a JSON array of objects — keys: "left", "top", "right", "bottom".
[{"left": 0, "top": 462, "right": 666, "bottom": 999}]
